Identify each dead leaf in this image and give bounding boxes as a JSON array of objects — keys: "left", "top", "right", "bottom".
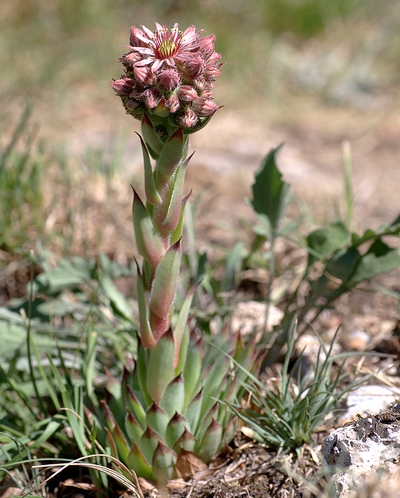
[{"left": 175, "top": 449, "right": 207, "bottom": 479}]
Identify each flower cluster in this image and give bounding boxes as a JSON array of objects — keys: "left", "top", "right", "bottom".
[{"left": 111, "top": 23, "right": 223, "bottom": 132}]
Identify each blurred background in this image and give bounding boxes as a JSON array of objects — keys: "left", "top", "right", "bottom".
[{"left": 0, "top": 0, "right": 399, "bottom": 257}]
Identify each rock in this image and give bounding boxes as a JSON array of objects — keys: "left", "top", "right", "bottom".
[
  {"left": 322, "top": 404, "right": 400, "bottom": 497},
  {"left": 340, "top": 384, "right": 400, "bottom": 423}
]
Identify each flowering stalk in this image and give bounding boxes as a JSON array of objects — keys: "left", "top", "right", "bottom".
[
  {"left": 112, "top": 23, "right": 223, "bottom": 346},
  {"left": 92, "top": 23, "right": 255, "bottom": 484}
]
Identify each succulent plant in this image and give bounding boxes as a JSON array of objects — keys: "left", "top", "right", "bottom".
[
  {"left": 82, "top": 23, "right": 256, "bottom": 484},
  {"left": 93, "top": 328, "right": 255, "bottom": 484}
]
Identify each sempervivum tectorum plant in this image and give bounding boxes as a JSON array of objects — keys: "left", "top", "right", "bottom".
[
  {"left": 98, "top": 328, "right": 256, "bottom": 485},
  {"left": 80, "top": 23, "right": 256, "bottom": 485},
  {"left": 111, "top": 23, "right": 223, "bottom": 137}
]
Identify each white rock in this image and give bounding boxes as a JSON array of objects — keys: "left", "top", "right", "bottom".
[{"left": 323, "top": 407, "right": 400, "bottom": 497}]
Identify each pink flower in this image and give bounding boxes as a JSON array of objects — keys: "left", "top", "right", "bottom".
[{"left": 111, "top": 23, "right": 223, "bottom": 132}]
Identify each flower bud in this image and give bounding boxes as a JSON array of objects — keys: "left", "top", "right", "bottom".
[
  {"left": 166, "top": 94, "right": 180, "bottom": 113},
  {"left": 182, "top": 55, "right": 205, "bottom": 79},
  {"left": 111, "top": 78, "right": 135, "bottom": 97},
  {"left": 177, "top": 85, "right": 198, "bottom": 102},
  {"left": 198, "top": 34, "right": 216, "bottom": 58},
  {"left": 191, "top": 98, "right": 219, "bottom": 117},
  {"left": 157, "top": 69, "right": 181, "bottom": 92},
  {"left": 130, "top": 26, "right": 147, "bottom": 47},
  {"left": 143, "top": 88, "right": 162, "bottom": 109},
  {"left": 134, "top": 65, "right": 155, "bottom": 86},
  {"left": 178, "top": 108, "right": 198, "bottom": 128}
]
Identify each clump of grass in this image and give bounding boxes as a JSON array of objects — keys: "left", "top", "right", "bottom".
[{"left": 224, "top": 320, "right": 374, "bottom": 452}]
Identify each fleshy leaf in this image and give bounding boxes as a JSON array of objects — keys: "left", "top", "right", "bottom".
[
  {"left": 139, "top": 425, "right": 162, "bottom": 465},
  {"left": 135, "top": 261, "right": 155, "bottom": 348},
  {"left": 166, "top": 412, "right": 188, "bottom": 448},
  {"left": 197, "top": 418, "right": 223, "bottom": 463},
  {"left": 149, "top": 240, "right": 181, "bottom": 321},
  {"left": 136, "top": 132, "right": 162, "bottom": 205},
  {"left": 185, "top": 390, "right": 203, "bottom": 435},
  {"left": 173, "top": 427, "right": 196, "bottom": 453},
  {"left": 156, "top": 128, "right": 186, "bottom": 182},
  {"left": 126, "top": 385, "right": 147, "bottom": 429},
  {"left": 132, "top": 188, "right": 164, "bottom": 267},
  {"left": 182, "top": 334, "right": 202, "bottom": 409},
  {"left": 141, "top": 113, "right": 164, "bottom": 158},
  {"left": 125, "top": 411, "right": 144, "bottom": 443},
  {"left": 145, "top": 402, "right": 169, "bottom": 439},
  {"left": 146, "top": 329, "right": 176, "bottom": 402},
  {"left": 127, "top": 440, "right": 153, "bottom": 480},
  {"left": 161, "top": 153, "right": 192, "bottom": 232},
  {"left": 160, "top": 374, "right": 185, "bottom": 418},
  {"left": 152, "top": 440, "right": 177, "bottom": 485},
  {"left": 174, "top": 283, "right": 199, "bottom": 371}
]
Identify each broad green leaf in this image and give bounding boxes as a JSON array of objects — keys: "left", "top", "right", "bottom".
[
  {"left": 307, "top": 221, "right": 350, "bottom": 264},
  {"left": 250, "top": 145, "right": 290, "bottom": 231},
  {"left": 348, "top": 240, "right": 400, "bottom": 286},
  {"left": 351, "top": 214, "right": 400, "bottom": 247},
  {"left": 325, "top": 247, "right": 360, "bottom": 282}
]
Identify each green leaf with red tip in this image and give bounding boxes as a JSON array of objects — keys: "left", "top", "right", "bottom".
[
  {"left": 145, "top": 402, "right": 169, "bottom": 439},
  {"left": 185, "top": 390, "right": 203, "bottom": 435},
  {"left": 141, "top": 113, "right": 164, "bottom": 158},
  {"left": 146, "top": 329, "right": 175, "bottom": 402},
  {"left": 152, "top": 441, "right": 177, "bottom": 485},
  {"left": 197, "top": 418, "right": 223, "bottom": 463},
  {"left": 166, "top": 412, "right": 189, "bottom": 448},
  {"left": 172, "top": 427, "right": 196, "bottom": 453},
  {"left": 112, "top": 423, "right": 130, "bottom": 463},
  {"left": 161, "top": 155, "right": 191, "bottom": 232},
  {"left": 173, "top": 283, "right": 198, "bottom": 371},
  {"left": 182, "top": 334, "right": 202, "bottom": 409},
  {"left": 197, "top": 401, "right": 219, "bottom": 444},
  {"left": 149, "top": 240, "right": 181, "bottom": 319},
  {"left": 137, "top": 343, "right": 152, "bottom": 407},
  {"left": 127, "top": 440, "right": 153, "bottom": 480},
  {"left": 200, "top": 355, "right": 230, "bottom": 418},
  {"left": 160, "top": 374, "right": 185, "bottom": 418},
  {"left": 222, "top": 416, "right": 237, "bottom": 447},
  {"left": 132, "top": 189, "right": 164, "bottom": 268},
  {"left": 135, "top": 261, "right": 155, "bottom": 348},
  {"left": 125, "top": 411, "right": 144, "bottom": 443},
  {"left": 156, "top": 128, "right": 186, "bottom": 182},
  {"left": 136, "top": 132, "right": 162, "bottom": 205},
  {"left": 126, "top": 386, "right": 147, "bottom": 429},
  {"left": 101, "top": 399, "right": 117, "bottom": 430},
  {"left": 105, "top": 427, "right": 118, "bottom": 458},
  {"left": 170, "top": 191, "right": 191, "bottom": 244},
  {"left": 139, "top": 425, "right": 162, "bottom": 465}
]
